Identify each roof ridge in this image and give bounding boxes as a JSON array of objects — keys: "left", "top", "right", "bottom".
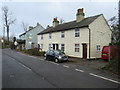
[
  {"left": 57, "top": 14, "right": 102, "bottom": 25},
  {"left": 82, "top": 14, "right": 102, "bottom": 20},
  {"left": 37, "top": 14, "right": 102, "bottom": 35}
]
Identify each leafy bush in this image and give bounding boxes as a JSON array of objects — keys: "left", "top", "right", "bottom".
[
  {"left": 101, "top": 56, "right": 120, "bottom": 75},
  {"left": 23, "top": 48, "right": 45, "bottom": 56}
]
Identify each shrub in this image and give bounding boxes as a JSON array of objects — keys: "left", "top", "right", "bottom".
[
  {"left": 102, "top": 56, "right": 120, "bottom": 75},
  {"left": 23, "top": 48, "right": 45, "bottom": 56},
  {"left": 39, "top": 51, "right": 46, "bottom": 56}
]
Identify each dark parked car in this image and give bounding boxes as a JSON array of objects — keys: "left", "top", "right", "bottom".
[{"left": 44, "top": 50, "right": 68, "bottom": 63}]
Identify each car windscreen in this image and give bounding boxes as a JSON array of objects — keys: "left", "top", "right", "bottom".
[{"left": 54, "top": 51, "right": 63, "bottom": 55}]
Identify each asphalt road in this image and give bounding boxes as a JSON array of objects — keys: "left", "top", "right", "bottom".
[{"left": 2, "top": 49, "right": 120, "bottom": 88}]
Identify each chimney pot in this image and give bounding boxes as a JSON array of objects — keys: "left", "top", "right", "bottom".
[
  {"left": 76, "top": 8, "right": 85, "bottom": 22},
  {"left": 53, "top": 17, "right": 59, "bottom": 27}
]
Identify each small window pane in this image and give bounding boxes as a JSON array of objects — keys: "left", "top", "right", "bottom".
[
  {"left": 61, "top": 31, "right": 65, "bottom": 38},
  {"left": 61, "top": 44, "right": 65, "bottom": 51},
  {"left": 75, "top": 44, "right": 79, "bottom": 52},
  {"left": 97, "top": 45, "right": 101, "bottom": 51},
  {"left": 75, "top": 28, "right": 80, "bottom": 37}
]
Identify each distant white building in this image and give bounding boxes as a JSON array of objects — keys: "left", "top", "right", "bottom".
[
  {"left": 19, "top": 23, "right": 44, "bottom": 49},
  {"left": 37, "top": 8, "right": 111, "bottom": 59}
]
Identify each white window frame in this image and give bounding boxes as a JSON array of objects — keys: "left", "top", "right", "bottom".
[
  {"left": 75, "top": 44, "right": 79, "bottom": 52},
  {"left": 75, "top": 28, "right": 80, "bottom": 37},
  {"left": 97, "top": 45, "right": 101, "bottom": 51},
  {"left": 61, "top": 31, "right": 65, "bottom": 38},
  {"left": 61, "top": 44, "right": 65, "bottom": 51}
]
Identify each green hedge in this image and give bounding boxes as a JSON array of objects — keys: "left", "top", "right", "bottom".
[
  {"left": 101, "top": 56, "right": 120, "bottom": 75},
  {"left": 22, "top": 48, "right": 45, "bottom": 56}
]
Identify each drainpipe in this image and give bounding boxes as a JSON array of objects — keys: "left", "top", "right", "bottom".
[{"left": 88, "top": 26, "right": 91, "bottom": 60}]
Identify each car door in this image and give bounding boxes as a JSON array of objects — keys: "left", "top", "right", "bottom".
[
  {"left": 49, "top": 50, "right": 55, "bottom": 61},
  {"left": 46, "top": 50, "right": 50, "bottom": 60}
]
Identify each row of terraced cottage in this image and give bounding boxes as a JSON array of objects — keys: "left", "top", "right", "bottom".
[{"left": 19, "top": 8, "right": 112, "bottom": 59}]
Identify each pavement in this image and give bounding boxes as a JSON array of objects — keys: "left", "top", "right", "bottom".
[{"left": 2, "top": 48, "right": 120, "bottom": 88}]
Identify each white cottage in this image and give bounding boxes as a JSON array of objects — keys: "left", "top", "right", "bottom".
[
  {"left": 19, "top": 23, "right": 44, "bottom": 49},
  {"left": 37, "top": 8, "right": 111, "bottom": 59}
]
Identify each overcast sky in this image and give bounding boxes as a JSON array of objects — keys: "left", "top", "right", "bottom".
[{"left": 0, "top": 1, "right": 118, "bottom": 38}]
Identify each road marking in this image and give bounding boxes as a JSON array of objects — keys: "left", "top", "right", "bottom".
[
  {"left": 63, "top": 65, "right": 69, "bottom": 68},
  {"left": 18, "top": 62, "right": 32, "bottom": 71},
  {"left": 22, "top": 64, "right": 32, "bottom": 71},
  {"left": 49, "top": 61, "right": 59, "bottom": 65},
  {"left": 89, "top": 73, "right": 120, "bottom": 84},
  {"left": 75, "top": 69, "right": 84, "bottom": 72}
]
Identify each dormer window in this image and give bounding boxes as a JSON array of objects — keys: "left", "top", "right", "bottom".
[
  {"left": 75, "top": 28, "right": 80, "bottom": 37},
  {"left": 49, "top": 33, "right": 52, "bottom": 39},
  {"left": 61, "top": 31, "right": 65, "bottom": 38}
]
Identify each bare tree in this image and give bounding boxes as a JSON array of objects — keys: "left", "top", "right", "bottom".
[
  {"left": 108, "top": 16, "right": 119, "bottom": 44},
  {"left": 21, "top": 21, "right": 28, "bottom": 32},
  {"left": 2, "top": 6, "right": 16, "bottom": 41}
]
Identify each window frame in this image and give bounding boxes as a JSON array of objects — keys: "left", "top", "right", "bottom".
[
  {"left": 61, "top": 44, "right": 65, "bottom": 51},
  {"left": 61, "top": 31, "right": 65, "bottom": 38},
  {"left": 96, "top": 45, "right": 101, "bottom": 51},
  {"left": 75, "top": 28, "right": 80, "bottom": 37},
  {"left": 75, "top": 44, "right": 80, "bottom": 52}
]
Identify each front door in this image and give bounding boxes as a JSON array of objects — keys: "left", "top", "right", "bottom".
[
  {"left": 82, "top": 43, "right": 87, "bottom": 59},
  {"left": 52, "top": 44, "right": 59, "bottom": 50},
  {"left": 53, "top": 44, "right": 55, "bottom": 50},
  {"left": 56, "top": 44, "right": 59, "bottom": 50}
]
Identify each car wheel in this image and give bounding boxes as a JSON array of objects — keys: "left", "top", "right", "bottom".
[{"left": 55, "top": 58, "right": 59, "bottom": 63}]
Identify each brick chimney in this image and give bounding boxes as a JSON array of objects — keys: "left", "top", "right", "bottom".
[
  {"left": 76, "top": 8, "right": 85, "bottom": 22},
  {"left": 53, "top": 17, "right": 59, "bottom": 27}
]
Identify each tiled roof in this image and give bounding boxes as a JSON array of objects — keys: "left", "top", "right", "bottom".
[{"left": 37, "top": 14, "right": 102, "bottom": 35}]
